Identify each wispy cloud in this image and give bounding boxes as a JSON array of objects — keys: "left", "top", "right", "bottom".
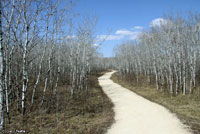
[
  {"left": 132, "top": 26, "right": 144, "bottom": 30},
  {"left": 150, "top": 18, "right": 169, "bottom": 27},
  {"left": 116, "top": 29, "right": 135, "bottom": 36},
  {"left": 93, "top": 43, "right": 100, "bottom": 47},
  {"left": 96, "top": 34, "right": 123, "bottom": 41},
  {"left": 129, "top": 31, "right": 141, "bottom": 40},
  {"left": 96, "top": 27, "right": 143, "bottom": 41},
  {"left": 65, "top": 35, "right": 76, "bottom": 39},
  {"left": 116, "top": 29, "right": 141, "bottom": 40}
]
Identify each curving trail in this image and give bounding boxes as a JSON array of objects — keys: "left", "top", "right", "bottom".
[{"left": 98, "top": 71, "right": 192, "bottom": 134}]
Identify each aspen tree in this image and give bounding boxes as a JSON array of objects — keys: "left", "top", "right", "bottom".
[{"left": 0, "top": 0, "right": 4, "bottom": 132}]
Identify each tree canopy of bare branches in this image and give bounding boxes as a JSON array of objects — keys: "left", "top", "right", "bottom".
[
  {"left": 114, "top": 13, "right": 200, "bottom": 96},
  {"left": 0, "top": 0, "right": 102, "bottom": 132}
]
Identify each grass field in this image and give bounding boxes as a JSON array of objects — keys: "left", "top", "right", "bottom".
[
  {"left": 5, "top": 71, "right": 114, "bottom": 134},
  {"left": 111, "top": 73, "right": 200, "bottom": 134}
]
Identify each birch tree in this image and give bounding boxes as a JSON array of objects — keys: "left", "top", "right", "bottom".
[
  {"left": 0, "top": 0, "right": 4, "bottom": 132},
  {"left": 114, "top": 13, "right": 200, "bottom": 96},
  {"left": 0, "top": 0, "right": 103, "bottom": 131}
]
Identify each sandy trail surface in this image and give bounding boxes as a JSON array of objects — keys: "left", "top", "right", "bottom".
[{"left": 98, "top": 71, "right": 192, "bottom": 134}]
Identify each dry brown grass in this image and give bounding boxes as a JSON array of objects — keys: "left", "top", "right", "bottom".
[
  {"left": 4, "top": 71, "right": 114, "bottom": 134},
  {"left": 111, "top": 73, "right": 200, "bottom": 134}
]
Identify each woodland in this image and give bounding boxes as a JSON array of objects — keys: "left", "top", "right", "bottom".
[{"left": 0, "top": 0, "right": 200, "bottom": 133}]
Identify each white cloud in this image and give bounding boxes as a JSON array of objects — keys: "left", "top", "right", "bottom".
[
  {"left": 116, "top": 29, "right": 141, "bottom": 40},
  {"left": 96, "top": 34, "right": 123, "bottom": 41},
  {"left": 96, "top": 28, "right": 143, "bottom": 41},
  {"left": 93, "top": 43, "right": 100, "bottom": 47},
  {"left": 150, "top": 18, "right": 169, "bottom": 27},
  {"left": 65, "top": 35, "right": 76, "bottom": 39},
  {"left": 129, "top": 31, "right": 142, "bottom": 40},
  {"left": 132, "top": 26, "right": 144, "bottom": 30},
  {"left": 116, "top": 29, "right": 134, "bottom": 36}
]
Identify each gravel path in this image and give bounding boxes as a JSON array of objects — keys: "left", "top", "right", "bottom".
[{"left": 98, "top": 71, "right": 192, "bottom": 134}]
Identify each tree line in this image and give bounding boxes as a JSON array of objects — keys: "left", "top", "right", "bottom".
[
  {"left": 0, "top": 0, "right": 105, "bottom": 132},
  {"left": 114, "top": 13, "right": 200, "bottom": 96}
]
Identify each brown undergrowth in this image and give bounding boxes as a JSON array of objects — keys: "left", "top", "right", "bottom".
[
  {"left": 111, "top": 72, "right": 200, "bottom": 134},
  {"left": 5, "top": 71, "right": 114, "bottom": 134}
]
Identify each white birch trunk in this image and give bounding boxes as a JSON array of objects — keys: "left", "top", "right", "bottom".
[
  {"left": 182, "top": 60, "right": 186, "bottom": 95},
  {"left": 31, "top": 50, "right": 45, "bottom": 104},
  {"left": 22, "top": 9, "right": 29, "bottom": 115},
  {"left": 0, "top": 0, "right": 4, "bottom": 131}
]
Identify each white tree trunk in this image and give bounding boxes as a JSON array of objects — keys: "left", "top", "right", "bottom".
[{"left": 0, "top": 0, "right": 4, "bottom": 131}]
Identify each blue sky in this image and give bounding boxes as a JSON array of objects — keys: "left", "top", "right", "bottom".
[{"left": 74, "top": 0, "right": 200, "bottom": 57}]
